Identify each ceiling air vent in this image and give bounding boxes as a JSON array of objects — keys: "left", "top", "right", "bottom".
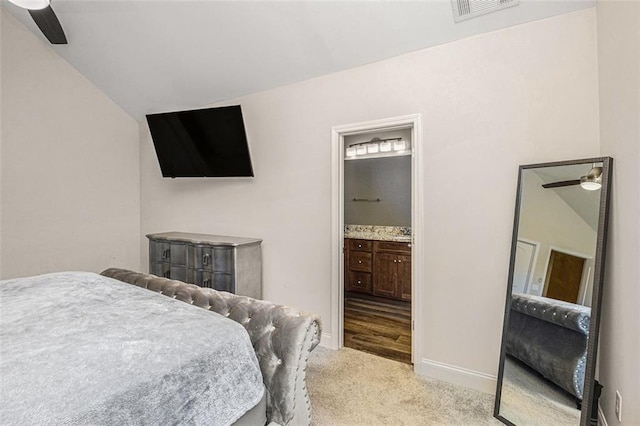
[{"left": 452, "top": 0, "right": 519, "bottom": 22}]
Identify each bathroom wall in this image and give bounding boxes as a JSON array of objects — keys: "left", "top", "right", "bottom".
[{"left": 344, "top": 128, "right": 412, "bottom": 227}]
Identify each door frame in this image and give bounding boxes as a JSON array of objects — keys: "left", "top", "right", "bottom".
[
  {"left": 541, "top": 245, "right": 592, "bottom": 304},
  {"left": 515, "top": 238, "right": 540, "bottom": 294},
  {"left": 330, "top": 114, "right": 423, "bottom": 366}
]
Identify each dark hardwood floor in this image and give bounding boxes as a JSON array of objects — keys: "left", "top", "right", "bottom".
[{"left": 343, "top": 295, "right": 412, "bottom": 364}]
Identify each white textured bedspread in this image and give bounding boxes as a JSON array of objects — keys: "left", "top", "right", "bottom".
[{"left": 0, "top": 272, "right": 264, "bottom": 425}]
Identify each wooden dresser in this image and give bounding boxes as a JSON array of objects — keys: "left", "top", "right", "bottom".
[{"left": 345, "top": 238, "right": 411, "bottom": 302}]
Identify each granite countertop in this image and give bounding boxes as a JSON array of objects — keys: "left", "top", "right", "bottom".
[{"left": 344, "top": 225, "right": 411, "bottom": 243}]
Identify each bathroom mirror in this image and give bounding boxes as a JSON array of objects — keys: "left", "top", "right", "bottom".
[{"left": 494, "top": 157, "right": 612, "bottom": 426}]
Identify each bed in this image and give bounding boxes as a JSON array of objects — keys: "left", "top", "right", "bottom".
[
  {"left": 506, "top": 293, "right": 590, "bottom": 402},
  {"left": 0, "top": 268, "right": 321, "bottom": 425}
]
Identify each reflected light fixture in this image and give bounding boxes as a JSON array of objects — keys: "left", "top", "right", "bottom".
[
  {"left": 367, "top": 143, "right": 379, "bottom": 154},
  {"left": 393, "top": 139, "right": 407, "bottom": 152},
  {"left": 580, "top": 166, "right": 603, "bottom": 191},
  {"left": 379, "top": 141, "right": 392, "bottom": 152},
  {"left": 7, "top": 0, "right": 50, "bottom": 10}
]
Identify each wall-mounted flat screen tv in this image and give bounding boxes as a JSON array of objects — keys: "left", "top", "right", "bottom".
[{"left": 145, "top": 105, "right": 254, "bottom": 178}]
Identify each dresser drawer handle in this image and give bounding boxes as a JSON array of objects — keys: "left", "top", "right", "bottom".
[
  {"left": 203, "top": 253, "right": 210, "bottom": 266},
  {"left": 161, "top": 248, "right": 169, "bottom": 259},
  {"left": 203, "top": 278, "right": 211, "bottom": 287}
]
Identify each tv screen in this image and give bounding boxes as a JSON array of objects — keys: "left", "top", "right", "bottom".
[{"left": 145, "top": 105, "right": 254, "bottom": 178}]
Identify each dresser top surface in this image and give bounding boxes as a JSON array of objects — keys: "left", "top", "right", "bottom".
[{"left": 146, "top": 232, "right": 262, "bottom": 247}]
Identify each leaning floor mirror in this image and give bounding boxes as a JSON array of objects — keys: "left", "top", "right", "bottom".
[{"left": 494, "top": 157, "right": 612, "bottom": 426}]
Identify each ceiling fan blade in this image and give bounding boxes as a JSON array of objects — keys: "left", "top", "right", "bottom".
[
  {"left": 541, "top": 179, "right": 581, "bottom": 189},
  {"left": 29, "top": 5, "right": 67, "bottom": 45}
]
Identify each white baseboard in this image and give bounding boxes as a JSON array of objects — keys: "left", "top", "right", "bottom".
[
  {"left": 319, "top": 332, "right": 336, "bottom": 349},
  {"left": 598, "top": 405, "right": 608, "bottom": 426},
  {"left": 415, "top": 358, "right": 497, "bottom": 394}
]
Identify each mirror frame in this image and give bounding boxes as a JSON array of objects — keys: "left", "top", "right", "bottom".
[{"left": 494, "top": 157, "right": 613, "bottom": 426}]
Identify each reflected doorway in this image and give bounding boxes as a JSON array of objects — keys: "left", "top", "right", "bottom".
[{"left": 543, "top": 249, "right": 587, "bottom": 304}]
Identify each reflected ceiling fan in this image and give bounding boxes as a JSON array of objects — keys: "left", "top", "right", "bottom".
[
  {"left": 7, "top": 0, "right": 67, "bottom": 44},
  {"left": 541, "top": 166, "right": 603, "bottom": 191}
]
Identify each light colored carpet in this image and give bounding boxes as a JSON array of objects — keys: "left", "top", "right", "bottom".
[
  {"left": 306, "top": 346, "right": 501, "bottom": 425},
  {"left": 498, "top": 357, "right": 581, "bottom": 426}
]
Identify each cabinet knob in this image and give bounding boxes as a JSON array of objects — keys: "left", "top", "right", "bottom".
[
  {"left": 357, "top": 280, "right": 362, "bottom": 284},
  {"left": 358, "top": 260, "right": 362, "bottom": 264},
  {"left": 398, "top": 260, "right": 402, "bottom": 263},
  {"left": 394, "top": 259, "right": 397, "bottom": 263},
  {"left": 358, "top": 244, "right": 362, "bottom": 248}
]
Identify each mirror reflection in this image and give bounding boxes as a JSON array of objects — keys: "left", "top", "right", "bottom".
[{"left": 497, "top": 161, "right": 606, "bottom": 425}]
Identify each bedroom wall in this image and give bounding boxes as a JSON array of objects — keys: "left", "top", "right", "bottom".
[
  {"left": 0, "top": 11, "right": 141, "bottom": 279},
  {"left": 596, "top": 0, "right": 640, "bottom": 424},
  {"left": 140, "top": 9, "right": 600, "bottom": 385}
]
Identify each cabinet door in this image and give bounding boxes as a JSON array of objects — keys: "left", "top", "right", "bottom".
[
  {"left": 398, "top": 255, "right": 412, "bottom": 301},
  {"left": 347, "top": 271, "right": 372, "bottom": 294},
  {"left": 373, "top": 253, "right": 398, "bottom": 298}
]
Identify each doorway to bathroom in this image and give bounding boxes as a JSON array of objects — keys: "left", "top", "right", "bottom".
[
  {"left": 342, "top": 129, "right": 412, "bottom": 363},
  {"left": 330, "top": 114, "right": 423, "bottom": 368}
]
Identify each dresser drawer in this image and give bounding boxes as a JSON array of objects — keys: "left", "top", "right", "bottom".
[
  {"left": 349, "top": 239, "right": 372, "bottom": 252},
  {"left": 349, "top": 251, "right": 372, "bottom": 272},
  {"left": 187, "top": 245, "right": 233, "bottom": 272},
  {"left": 150, "top": 240, "right": 171, "bottom": 262},
  {"left": 374, "top": 240, "right": 411, "bottom": 254},
  {"left": 187, "top": 269, "right": 233, "bottom": 293},
  {"left": 347, "top": 271, "right": 372, "bottom": 293}
]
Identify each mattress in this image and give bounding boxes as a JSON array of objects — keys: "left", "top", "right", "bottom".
[{"left": 0, "top": 271, "right": 264, "bottom": 425}]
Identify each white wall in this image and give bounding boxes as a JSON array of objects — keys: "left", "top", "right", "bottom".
[
  {"left": 596, "top": 1, "right": 640, "bottom": 424},
  {"left": 344, "top": 155, "right": 412, "bottom": 226},
  {"left": 140, "top": 9, "right": 600, "bottom": 380},
  {"left": 0, "top": 11, "right": 141, "bottom": 278}
]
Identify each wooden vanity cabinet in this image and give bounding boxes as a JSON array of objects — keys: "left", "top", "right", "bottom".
[
  {"left": 345, "top": 239, "right": 373, "bottom": 294},
  {"left": 344, "top": 238, "right": 411, "bottom": 301},
  {"left": 372, "top": 241, "right": 412, "bottom": 301}
]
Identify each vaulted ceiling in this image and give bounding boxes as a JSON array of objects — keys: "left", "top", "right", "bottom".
[{"left": 3, "top": 0, "right": 594, "bottom": 120}]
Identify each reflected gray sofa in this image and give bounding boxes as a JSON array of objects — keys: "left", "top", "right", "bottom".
[
  {"left": 101, "top": 268, "right": 321, "bottom": 426},
  {"left": 506, "top": 293, "right": 590, "bottom": 401}
]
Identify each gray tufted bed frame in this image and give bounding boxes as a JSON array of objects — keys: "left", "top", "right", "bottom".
[
  {"left": 100, "top": 268, "right": 322, "bottom": 426},
  {"left": 506, "top": 293, "right": 590, "bottom": 402}
]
